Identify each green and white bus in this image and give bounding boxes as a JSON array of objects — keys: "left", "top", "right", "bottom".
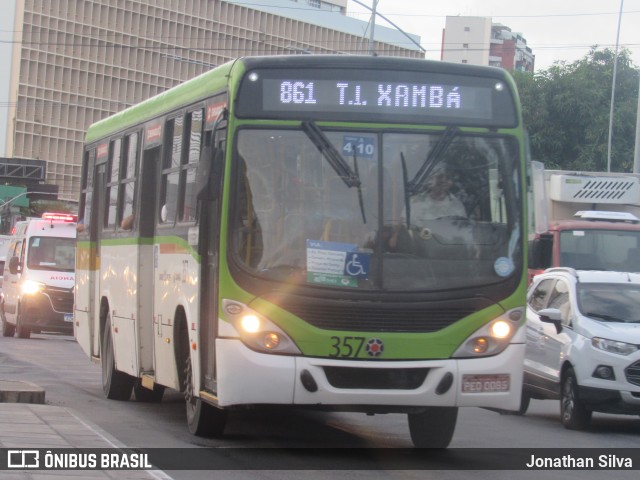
[{"left": 75, "top": 55, "right": 528, "bottom": 448}]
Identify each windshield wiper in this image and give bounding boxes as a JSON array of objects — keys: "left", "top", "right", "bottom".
[
  {"left": 400, "top": 126, "right": 459, "bottom": 228},
  {"left": 302, "top": 121, "right": 360, "bottom": 188},
  {"left": 302, "top": 121, "right": 366, "bottom": 223},
  {"left": 405, "top": 126, "right": 459, "bottom": 197},
  {"left": 401, "top": 151, "right": 411, "bottom": 228}
]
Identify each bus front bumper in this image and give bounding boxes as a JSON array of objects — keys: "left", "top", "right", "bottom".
[{"left": 215, "top": 338, "right": 524, "bottom": 411}]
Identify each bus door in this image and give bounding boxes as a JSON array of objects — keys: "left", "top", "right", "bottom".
[
  {"left": 137, "top": 124, "right": 163, "bottom": 376},
  {"left": 75, "top": 148, "right": 95, "bottom": 356},
  {"left": 88, "top": 145, "right": 108, "bottom": 357},
  {"left": 197, "top": 106, "right": 226, "bottom": 393}
]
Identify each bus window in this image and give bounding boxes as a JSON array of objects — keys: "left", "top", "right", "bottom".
[
  {"left": 78, "top": 148, "right": 95, "bottom": 233},
  {"left": 160, "top": 116, "right": 183, "bottom": 225},
  {"left": 182, "top": 109, "right": 203, "bottom": 223},
  {"left": 118, "top": 132, "right": 139, "bottom": 230},
  {"left": 105, "top": 138, "right": 121, "bottom": 228}
]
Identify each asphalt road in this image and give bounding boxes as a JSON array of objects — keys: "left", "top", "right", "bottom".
[{"left": 1, "top": 332, "right": 640, "bottom": 479}]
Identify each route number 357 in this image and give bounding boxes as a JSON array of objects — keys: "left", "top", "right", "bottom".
[{"left": 329, "top": 336, "right": 365, "bottom": 358}]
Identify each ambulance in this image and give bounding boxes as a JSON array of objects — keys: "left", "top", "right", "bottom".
[{"left": 0, "top": 213, "right": 77, "bottom": 338}]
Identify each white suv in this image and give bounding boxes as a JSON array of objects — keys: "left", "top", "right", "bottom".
[{"left": 523, "top": 268, "right": 640, "bottom": 429}]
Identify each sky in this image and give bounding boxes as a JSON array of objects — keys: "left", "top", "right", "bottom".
[{"left": 346, "top": 0, "right": 640, "bottom": 71}]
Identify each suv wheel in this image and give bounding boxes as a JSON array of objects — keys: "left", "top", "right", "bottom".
[{"left": 560, "top": 367, "right": 591, "bottom": 430}]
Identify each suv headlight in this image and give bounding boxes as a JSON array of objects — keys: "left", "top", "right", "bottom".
[
  {"left": 22, "top": 280, "right": 45, "bottom": 295},
  {"left": 222, "top": 299, "right": 301, "bottom": 355},
  {"left": 592, "top": 337, "right": 639, "bottom": 356},
  {"left": 453, "top": 308, "right": 523, "bottom": 358}
]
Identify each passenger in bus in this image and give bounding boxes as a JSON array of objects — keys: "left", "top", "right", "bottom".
[{"left": 121, "top": 214, "right": 135, "bottom": 230}]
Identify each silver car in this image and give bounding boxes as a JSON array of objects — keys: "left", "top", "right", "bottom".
[{"left": 522, "top": 267, "right": 640, "bottom": 429}]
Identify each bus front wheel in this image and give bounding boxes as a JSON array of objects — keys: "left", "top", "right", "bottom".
[
  {"left": 184, "top": 355, "right": 227, "bottom": 437},
  {"left": 101, "top": 315, "right": 134, "bottom": 400},
  {"left": 408, "top": 407, "right": 458, "bottom": 448}
]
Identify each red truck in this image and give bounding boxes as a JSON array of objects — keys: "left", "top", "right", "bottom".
[{"left": 528, "top": 164, "right": 640, "bottom": 282}]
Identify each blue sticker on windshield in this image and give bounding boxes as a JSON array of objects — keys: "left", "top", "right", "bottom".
[
  {"left": 342, "top": 136, "right": 375, "bottom": 159},
  {"left": 344, "top": 251, "right": 369, "bottom": 278},
  {"left": 494, "top": 257, "right": 514, "bottom": 277},
  {"left": 306, "top": 239, "right": 370, "bottom": 287}
]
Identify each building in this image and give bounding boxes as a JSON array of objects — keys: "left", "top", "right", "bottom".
[
  {"left": 0, "top": 0, "right": 422, "bottom": 202},
  {"left": 489, "top": 23, "right": 535, "bottom": 72},
  {"left": 441, "top": 16, "right": 534, "bottom": 72},
  {"left": 440, "top": 16, "right": 492, "bottom": 67}
]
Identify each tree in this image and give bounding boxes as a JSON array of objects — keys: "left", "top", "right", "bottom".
[
  {"left": 21, "top": 200, "right": 75, "bottom": 219},
  {"left": 512, "top": 47, "right": 639, "bottom": 172}
]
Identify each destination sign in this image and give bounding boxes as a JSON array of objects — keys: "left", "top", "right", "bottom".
[
  {"left": 236, "top": 67, "right": 517, "bottom": 127},
  {"left": 264, "top": 79, "right": 489, "bottom": 119}
]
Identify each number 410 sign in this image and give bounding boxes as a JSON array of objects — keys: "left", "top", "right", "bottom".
[{"left": 342, "top": 136, "right": 375, "bottom": 159}]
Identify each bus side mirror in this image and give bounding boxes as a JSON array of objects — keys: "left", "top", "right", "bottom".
[{"left": 8, "top": 256, "right": 21, "bottom": 275}]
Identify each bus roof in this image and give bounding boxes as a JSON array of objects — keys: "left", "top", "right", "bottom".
[
  {"left": 85, "top": 60, "right": 236, "bottom": 144},
  {"left": 85, "top": 55, "right": 515, "bottom": 144}
]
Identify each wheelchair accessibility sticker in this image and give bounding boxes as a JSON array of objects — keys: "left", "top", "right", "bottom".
[{"left": 306, "top": 240, "right": 370, "bottom": 287}]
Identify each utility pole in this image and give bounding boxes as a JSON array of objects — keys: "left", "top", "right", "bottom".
[
  {"left": 368, "top": 0, "right": 378, "bottom": 56},
  {"left": 351, "top": 0, "right": 425, "bottom": 55},
  {"left": 634, "top": 70, "right": 640, "bottom": 173},
  {"left": 607, "top": 0, "right": 624, "bottom": 172}
]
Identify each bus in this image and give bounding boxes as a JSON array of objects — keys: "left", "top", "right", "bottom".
[{"left": 75, "top": 55, "right": 528, "bottom": 448}]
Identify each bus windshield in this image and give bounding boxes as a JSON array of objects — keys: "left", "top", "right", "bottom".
[{"left": 232, "top": 127, "right": 522, "bottom": 291}]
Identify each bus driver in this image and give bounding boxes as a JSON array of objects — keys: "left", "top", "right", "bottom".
[{"left": 410, "top": 166, "right": 466, "bottom": 224}]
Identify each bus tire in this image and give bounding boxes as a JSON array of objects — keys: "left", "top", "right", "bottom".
[
  {"left": 560, "top": 367, "right": 591, "bottom": 430},
  {"left": 184, "top": 354, "right": 227, "bottom": 437},
  {"left": 408, "top": 407, "right": 457, "bottom": 448},
  {"left": 16, "top": 311, "right": 31, "bottom": 339},
  {"left": 133, "top": 381, "right": 165, "bottom": 403},
  {"left": 1, "top": 309, "right": 15, "bottom": 337},
  {"left": 101, "top": 315, "right": 134, "bottom": 400}
]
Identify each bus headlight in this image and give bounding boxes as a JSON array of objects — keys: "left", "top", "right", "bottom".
[
  {"left": 222, "top": 299, "right": 301, "bottom": 355},
  {"left": 240, "top": 314, "right": 261, "bottom": 333},
  {"left": 453, "top": 308, "right": 522, "bottom": 358},
  {"left": 22, "top": 280, "right": 45, "bottom": 295}
]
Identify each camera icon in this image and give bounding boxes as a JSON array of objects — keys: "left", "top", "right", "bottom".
[{"left": 7, "top": 450, "right": 40, "bottom": 468}]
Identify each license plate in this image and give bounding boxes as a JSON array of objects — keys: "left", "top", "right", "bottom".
[
  {"left": 462, "top": 374, "right": 510, "bottom": 393},
  {"left": 63, "top": 313, "right": 74, "bottom": 323}
]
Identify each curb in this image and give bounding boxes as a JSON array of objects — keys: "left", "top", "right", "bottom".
[{"left": 0, "top": 379, "right": 46, "bottom": 404}]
